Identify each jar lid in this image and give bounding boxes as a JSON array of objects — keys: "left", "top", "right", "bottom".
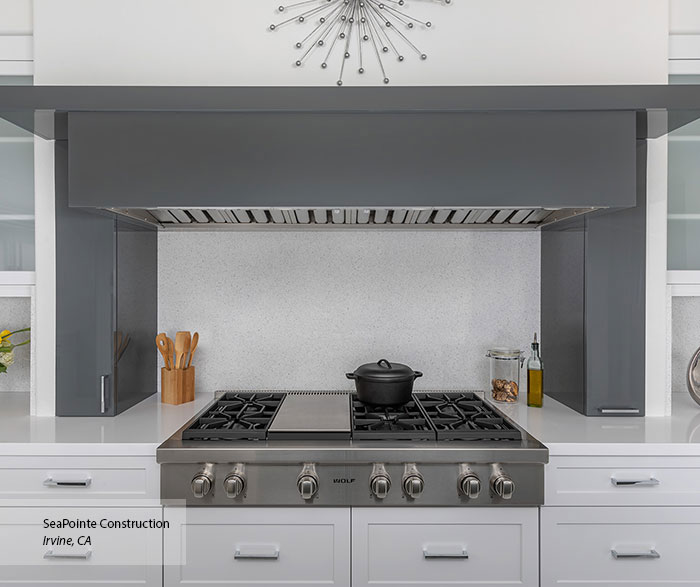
[{"left": 486, "top": 348, "right": 523, "bottom": 359}]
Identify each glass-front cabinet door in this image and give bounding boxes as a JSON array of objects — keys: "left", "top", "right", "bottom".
[{"left": 0, "top": 76, "right": 33, "bottom": 274}]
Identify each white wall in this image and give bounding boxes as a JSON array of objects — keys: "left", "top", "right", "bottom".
[
  {"left": 158, "top": 230, "right": 540, "bottom": 392},
  {"left": 34, "top": 0, "right": 668, "bottom": 86}
]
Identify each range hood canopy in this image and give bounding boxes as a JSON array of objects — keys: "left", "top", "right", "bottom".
[{"left": 2, "top": 85, "right": 700, "bottom": 139}]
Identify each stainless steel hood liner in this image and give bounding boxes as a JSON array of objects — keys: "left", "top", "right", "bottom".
[{"left": 112, "top": 206, "right": 597, "bottom": 229}]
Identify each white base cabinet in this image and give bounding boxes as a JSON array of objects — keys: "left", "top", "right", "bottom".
[
  {"left": 541, "top": 506, "right": 700, "bottom": 586},
  {"left": 0, "top": 506, "right": 163, "bottom": 587},
  {"left": 164, "top": 507, "right": 350, "bottom": 587},
  {"left": 351, "top": 508, "right": 539, "bottom": 587}
]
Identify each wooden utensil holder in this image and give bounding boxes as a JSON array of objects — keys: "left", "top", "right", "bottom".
[{"left": 161, "top": 367, "right": 195, "bottom": 405}]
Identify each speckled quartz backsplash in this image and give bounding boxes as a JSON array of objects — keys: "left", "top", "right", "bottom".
[
  {"left": 158, "top": 231, "right": 540, "bottom": 392},
  {"left": 0, "top": 297, "right": 30, "bottom": 392},
  {"left": 672, "top": 297, "right": 700, "bottom": 392}
]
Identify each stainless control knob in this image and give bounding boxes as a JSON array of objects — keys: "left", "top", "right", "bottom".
[
  {"left": 459, "top": 473, "right": 482, "bottom": 499},
  {"left": 224, "top": 474, "right": 246, "bottom": 498},
  {"left": 297, "top": 463, "right": 319, "bottom": 501},
  {"left": 402, "top": 463, "right": 424, "bottom": 499},
  {"left": 191, "top": 472, "right": 213, "bottom": 499},
  {"left": 297, "top": 475, "right": 318, "bottom": 500},
  {"left": 402, "top": 475, "right": 424, "bottom": 499},
  {"left": 370, "top": 475, "right": 391, "bottom": 499},
  {"left": 490, "top": 465, "right": 515, "bottom": 500}
]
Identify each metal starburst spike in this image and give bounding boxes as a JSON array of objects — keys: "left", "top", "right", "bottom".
[{"left": 270, "top": 0, "right": 451, "bottom": 86}]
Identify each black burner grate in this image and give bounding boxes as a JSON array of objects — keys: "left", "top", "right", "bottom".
[
  {"left": 182, "top": 392, "right": 286, "bottom": 441},
  {"left": 414, "top": 392, "right": 521, "bottom": 441},
  {"left": 351, "top": 396, "right": 436, "bottom": 441}
]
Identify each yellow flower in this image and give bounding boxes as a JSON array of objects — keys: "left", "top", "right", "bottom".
[{"left": 0, "top": 330, "right": 10, "bottom": 341}]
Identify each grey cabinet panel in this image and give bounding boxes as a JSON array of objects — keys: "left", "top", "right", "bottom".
[
  {"left": 55, "top": 142, "right": 157, "bottom": 417},
  {"left": 55, "top": 141, "right": 116, "bottom": 416},
  {"left": 114, "top": 218, "right": 157, "bottom": 414},
  {"left": 66, "top": 111, "right": 637, "bottom": 209},
  {"left": 541, "top": 218, "right": 586, "bottom": 414},
  {"left": 541, "top": 141, "right": 646, "bottom": 416}
]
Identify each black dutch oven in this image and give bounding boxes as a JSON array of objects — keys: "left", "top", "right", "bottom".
[{"left": 346, "top": 359, "right": 423, "bottom": 405}]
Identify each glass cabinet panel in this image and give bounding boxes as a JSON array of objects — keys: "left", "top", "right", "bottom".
[
  {"left": 0, "top": 77, "right": 33, "bottom": 272},
  {"left": 668, "top": 76, "right": 700, "bottom": 271}
]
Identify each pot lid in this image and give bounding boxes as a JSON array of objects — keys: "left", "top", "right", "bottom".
[{"left": 351, "top": 359, "right": 417, "bottom": 381}]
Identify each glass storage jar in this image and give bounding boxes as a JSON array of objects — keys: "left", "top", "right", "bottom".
[{"left": 486, "top": 348, "right": 524, "bottom": 403}]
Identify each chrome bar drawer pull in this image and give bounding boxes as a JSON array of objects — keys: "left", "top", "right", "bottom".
[
  {"left": 43, "top": 477, "right": 92, "bottom": 488},
  {"left": 423, "top": 545, "right": 469, "bottom": 559},
  {"left": 234, "top": 545, "right": 280, "bottom": 560},
  {"left": 44, "top": 549, "right": 92, "bottom": 560},
  {"left": 611, "top": 477, "right": 660, "bottom": 487},
  {"left": 611, "top": 549, "right": 660, "bottom": 560}
]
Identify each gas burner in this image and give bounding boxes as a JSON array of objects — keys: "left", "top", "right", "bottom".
[
  {"left": 351, "top": 398, "right": 434, "bottom": 441},
  {"left": 414, "top": 392, "right": 521, "bottom": 441},
  {"left": 182, "top": 392, "right": 285, "bottom": 440}
]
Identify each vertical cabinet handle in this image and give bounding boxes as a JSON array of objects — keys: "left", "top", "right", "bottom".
[
  {"left": 234, "top": 545, "right": 280, "bottom": 560},
  {"left": 100, "top": 374, "right": 108, "bottom": 414},
  {"left": 611, "top": 477, "right": 660, "bottom": 487},
  {"left": 44, "top": 549, "right": 92, "bottom": 560},
  {"left": 611, "top": 549, "right": 660, "bottom": 560}
]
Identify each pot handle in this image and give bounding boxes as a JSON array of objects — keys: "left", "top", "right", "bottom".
[
  {"left": 414, "top": 371, "right": 423, "bottom": 378},
  {"left": 377, "top": 359, "right": 392, "bottom": 369},
  {"left": 346, "top": 373, "right": 356, "bottom": 380}
]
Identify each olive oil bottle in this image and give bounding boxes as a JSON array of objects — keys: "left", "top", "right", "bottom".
[{"left": 527, "top": 333, "right": 543, "bottom": 408}]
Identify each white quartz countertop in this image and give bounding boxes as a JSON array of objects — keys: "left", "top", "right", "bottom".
[
  {"left": 499, "top": 392, "right": 700, "bottom": 456},
  {"left": 2, "top": 390, "right": 700, "bottom": 457},
  {"left": 0, "top": 392, "right": 214, "bottom": 455}
]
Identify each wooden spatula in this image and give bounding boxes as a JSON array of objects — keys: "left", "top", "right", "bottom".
[
  {"left": 186, "top": 332, "right": 199, "bottom": 369},
  {"left": 174, "top": 331, "right": 191, "bottom": 369},
  {"left": 156, "top": 333, "right": 172, "bottom": 369}
]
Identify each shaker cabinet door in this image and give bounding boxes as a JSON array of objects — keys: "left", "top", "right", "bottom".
[
  {"left": 351, "top": 507, "right": 538, "bottom": 587},
  {"left": 0, "top": 506, "right": 163, "bottom": 587},
  {"left": 164, "top": 507, "right": 350, "bottom": 587}
]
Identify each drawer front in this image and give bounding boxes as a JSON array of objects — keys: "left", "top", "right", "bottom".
[
  {"left": 164, "top": 507, "right": 350, "bottom": 587},
  {"left": 352, "top": 507, "right": 538, "bottom": 587},
  {"left": 541, "top": 507, "right": 700, "bottom": 586},
  {"left": 546, "top": 456, "right": 700, "bottom": 506},
  {"left": 0, "top": 506, "right": 162, "bottom": 586},
  {"left": 0, "top": 456, "right": 158, "bottom": 500}
]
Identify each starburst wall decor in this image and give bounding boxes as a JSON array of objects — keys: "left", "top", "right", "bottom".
[{"left": 269, "top": 0, "right": 452, "bottom": 86}]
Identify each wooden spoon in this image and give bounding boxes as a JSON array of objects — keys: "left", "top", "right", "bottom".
[
  {"left": 155, "top": 333, "right": 172, "bottom": 369},
  {"left": 186, "top": 332, "right": 199, "bottom": 369},
  {"left": 174, "top": 331, "right": 191, "bottom": 370}
]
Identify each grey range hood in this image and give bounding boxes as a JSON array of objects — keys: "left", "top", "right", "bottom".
[{"left": 6, "top": 85, "right": 690, "bottom": 418}]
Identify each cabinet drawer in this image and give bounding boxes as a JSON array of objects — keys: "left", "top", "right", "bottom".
[
  {"left": 541, "top": 507, "right": 700, "bottom": 586},
  {"left": 164, "top": 507, "right": 350, "bottom": 587},
  {"left": 352, "top": 508, "right": 538, "bottom": 587},
  {"left": 546, "top": 456, "right": 700, "bottom": 506},
  {"left": 0, "top": 506, "right": 162, "bottom": 586},
  {"left": 541, "top": 507, "right": 700, "bottom": 587},
  {"left": 0, "top": 456, "right": 158, "bottom": 500}
]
